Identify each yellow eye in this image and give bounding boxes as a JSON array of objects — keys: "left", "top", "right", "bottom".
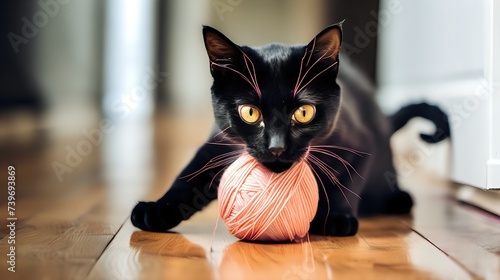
[
  {"left": 293, "top": 105, "right": 316, "bottom": 124},
  {"left": 239, "top": 105, "right": 262, "bottom": 124}
]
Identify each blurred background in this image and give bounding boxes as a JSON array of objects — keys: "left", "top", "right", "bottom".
[{"left": 1, "top": 0, "right": 498, "bottom": 215}]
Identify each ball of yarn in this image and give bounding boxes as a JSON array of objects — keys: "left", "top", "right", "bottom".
[{"left": 218, "top": 152, "right": 319, "bottom": 242}]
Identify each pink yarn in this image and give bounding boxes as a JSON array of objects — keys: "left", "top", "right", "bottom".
[{"left": 218, "top": 152, "right": 319, "bottom": 242}]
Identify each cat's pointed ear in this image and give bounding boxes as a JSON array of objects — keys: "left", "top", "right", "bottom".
[
  {"left": 203, "top": 26, "right": 242, "bottom": 65},
  {"left": 307, "top": 22, "right": 343, "bottom": 61}
]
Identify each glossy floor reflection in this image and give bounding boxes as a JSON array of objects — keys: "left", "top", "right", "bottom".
[
  {"left": 0, "top": 113, "right": 499, "bottom": 280},
  {"left": 112, "top": 196, "right": 493, "bottom": 280}
]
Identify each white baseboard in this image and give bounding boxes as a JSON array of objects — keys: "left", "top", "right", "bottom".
[{"left": 456, "top": 185, "right": 500, "bottom": 216}]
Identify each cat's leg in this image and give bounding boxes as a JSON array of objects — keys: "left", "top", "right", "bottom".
[
  {"left": 359, "top": 181, "right": 413, "bottom": 215},
  {"left": 382, "top": 153, "right": 413, "bottom": 214},
  {"left": 310, "top": 208, "right": 359, "bottom": 236},
  {"left": 308, "top": 153, "right": 368, "bottom": 236},
  {"left": 309, "top": 181, "right": 361, "bottom": 236},
  {"left": 131, "top": 143, "right": 240, "bottom": 232},
  {"left": 378, "top": 165, "right": 413, "bottom": 214},
  {"left": 358, "top": 152, "right": 413, "bottom": 215},
  {"left": 384, "top": 189, "right": 413, "bottom": 214}
]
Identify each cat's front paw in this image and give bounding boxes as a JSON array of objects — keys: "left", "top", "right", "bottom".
[
  {"left": 131, "top": 201, "right": 183, "bottom": 232},
  {"left": 310, "top": 213, "right": 359, "bottom": 236}
]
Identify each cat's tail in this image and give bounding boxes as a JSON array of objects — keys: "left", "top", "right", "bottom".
[{"left": 390, "top": 103, "right": 451, "bottom": 143}]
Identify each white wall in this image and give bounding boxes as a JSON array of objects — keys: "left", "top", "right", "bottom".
[
  {"left": 377, "top": 0, "right": 500, "bottom": 190},
  {"left": 377, "top": 0, "right": 484, "bottom": 112}
]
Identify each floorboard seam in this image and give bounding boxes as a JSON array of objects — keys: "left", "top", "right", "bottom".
[
  {"left": 410, "top": 227, "right": 479, "bottom": 279},
  {"left": 84, "top": 215, "right": 128, "bottom": 279}
]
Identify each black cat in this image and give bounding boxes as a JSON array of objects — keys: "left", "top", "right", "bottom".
[{"left": 131, "top": 23, "right": 449, "bottom": 236}]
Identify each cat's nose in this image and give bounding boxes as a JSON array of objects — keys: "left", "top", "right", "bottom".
[
  {"left": 269, "top": 147, "right": 285, "bottom": 157},
  {"left": 268, "top": 133, "right": 286, "bottom": 157}
]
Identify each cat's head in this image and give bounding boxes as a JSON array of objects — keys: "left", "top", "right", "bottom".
[{"left": 203, "top": 24, "right": 342, "bottom": 173}]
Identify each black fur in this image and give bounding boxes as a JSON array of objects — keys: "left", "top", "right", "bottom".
[{"left": 131, "top": 23, "right": 450, "bottom": 236}]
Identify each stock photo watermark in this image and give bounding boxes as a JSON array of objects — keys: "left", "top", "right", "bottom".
[
  {"left": 7, "top": 0, "right": 72, "bottom": 54},
  {"left": 212, "top": 0, "right": 244, "bottom": 21},
  {"left": 178, "top": 178, "right": 218, "bottom": 219},
  {"left": 446, "top": 80, "right": 497, "bottom": 130},
  {"left": 6, "top": 165, "right": 17, "bottom": 273},
  {"left": 342, "top": 0, "right": 403, "bottom": 60},
  {"left": 385, "top": 137, "right": 437, "bottom": 189},
  {"left": 51, "top": 65, "right": 168, "bottom": 182}
]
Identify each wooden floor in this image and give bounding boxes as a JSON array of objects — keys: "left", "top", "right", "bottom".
[{"left": 1, "top": 112, "right": 499, "bottom": 280}]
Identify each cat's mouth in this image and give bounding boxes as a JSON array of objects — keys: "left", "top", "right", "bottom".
[
  {"left": 246, "top": 147, "right": 308, "bottom": 173},
  {"left": 258, "top": 151, "right": 308, "bottom": 173},
  {"left": 261, "top": 160, "right": 294, "bottom": 173}
]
